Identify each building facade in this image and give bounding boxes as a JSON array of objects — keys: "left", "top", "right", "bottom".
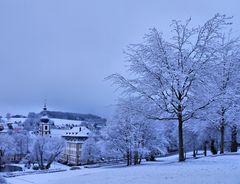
[{"left": 61, "top": 127, "right": 90, "bottom": 165}]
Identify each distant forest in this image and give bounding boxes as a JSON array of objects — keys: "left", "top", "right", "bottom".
[{"left": 38, "top": 110, "right": 106, "bottom": 122}]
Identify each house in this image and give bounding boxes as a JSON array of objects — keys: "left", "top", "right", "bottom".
[{"left": 61, "top": 126, "right": 90, "bottom": 165}]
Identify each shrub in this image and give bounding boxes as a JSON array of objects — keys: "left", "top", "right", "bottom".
[
  {"left": 0, "top": 176, "right": 7, "bottom": 184},
  {"left": 32, "top": 165, "right": 39, "bottom": 170},
  {"left": 70, "top": 166, "right": 81, "bottom": 170}
]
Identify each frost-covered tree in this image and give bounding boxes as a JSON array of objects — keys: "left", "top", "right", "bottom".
[
  {"left": 184, "top": 122, "right": 200, "bottom": 158},
  {"left": 183, "top": 120, "right": 212, "bottom": 157},
  {"left": 104, "top": 115, "right": 134, "bottom": 165},
  {"left": 6, "top": 113, "right": 11, "bottom": 121},
  {"left": 204, "top": 36, "right": 240, "bottom": 154},
  {"left": 163, "top": 121, "right": 178, "bottom": 152},
  {"left": 0, "top": 134, "right": 16, "bottom": 167},
  {"left": 13, "top": 132, "right": 31, "bottom": 158},
  {"left": 30, "top": 136, "right": 65, "bottom": 170},
  {"left": 81, "top": 135, "right": 102, "bottom": 164},
  {"left": 108, "top": 14, "right": 233, "bottom": 161},
  {"left": 104, "top": 98, "right": 167, "bottom": 165},
  {"left": 23, "top": 112, "right": 40, "bottom": 131}
]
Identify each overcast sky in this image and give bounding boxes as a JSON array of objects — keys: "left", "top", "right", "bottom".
[{"left": 0, "top": 0, "right": 239, "bottom": 118}]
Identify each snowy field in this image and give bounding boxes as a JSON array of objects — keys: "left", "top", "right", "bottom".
[{"left": 6, "top": 153, "right": 240, "bottom": 184}]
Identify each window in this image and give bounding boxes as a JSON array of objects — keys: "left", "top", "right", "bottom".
[{"left": 45, "top": 125, "right": 48, "bottom": 130}]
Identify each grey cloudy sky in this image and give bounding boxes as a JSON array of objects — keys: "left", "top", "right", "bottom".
[{"left": 0, "top": 0, "right": 239, "bottom": 118}]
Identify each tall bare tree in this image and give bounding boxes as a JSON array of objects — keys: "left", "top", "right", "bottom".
[{"left": 108, "top": 14, "right": 233, "bottom": 161}]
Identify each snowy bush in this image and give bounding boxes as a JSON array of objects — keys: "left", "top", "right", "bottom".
[{"left": 0, "top": 176, "right": 7, "bottom": 184}]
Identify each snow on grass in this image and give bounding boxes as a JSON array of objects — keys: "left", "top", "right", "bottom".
[{"left": 7, "top": 153, "right": 240, "bottom": 184}]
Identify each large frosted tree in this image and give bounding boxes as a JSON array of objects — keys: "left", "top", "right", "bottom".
[
  {"left": 108, "top": 14, "right": 233, "bottom": 161},
  {"left": 206, "top": 36, "right": 240, "bottom": 153}
]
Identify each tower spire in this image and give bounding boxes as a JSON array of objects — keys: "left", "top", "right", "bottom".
[{"left": 43, "top": 99, "right": 47, "bottom": 111}]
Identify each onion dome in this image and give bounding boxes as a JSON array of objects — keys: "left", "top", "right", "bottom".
[{"left": 40, "top": 115, "right": 49, "bottom": 123}]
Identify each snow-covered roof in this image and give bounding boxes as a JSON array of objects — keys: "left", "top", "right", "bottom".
[
  {"left": 51, "top": 129, "right": 68, "bottom": 138},
  {"left": 62, "top": 126, "right": 90, "bottom": 138},
  {"left": 0, "top": 122, "right": 24, "bottom": 133},
  {"left": 41, "top": 115, "right": 49, "bottom": 119},
  {"left": 51, "top": 118, "right": 83, "bottom": 127},
  {"left": 0, "top": 127, "right": 8, "bottom": 134},
  {"left": 1, "top": 118, "right": 26, "bottom": 123}
]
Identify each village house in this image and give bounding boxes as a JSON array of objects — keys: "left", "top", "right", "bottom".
[{"left": 61, "top": 126, "right": 90, "bottom": 165}]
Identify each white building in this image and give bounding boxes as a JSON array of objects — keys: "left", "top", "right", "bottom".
[{"left": 61, "top": 126, "right": 90, "bottom": 165}]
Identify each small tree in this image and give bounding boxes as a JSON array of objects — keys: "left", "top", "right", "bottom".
[
  {"left": 30, "top": 136, "right": 65, "bottom": 170},
  {"left": 13, "top": 132, "right": 31, "bottom": 159},
  {"left": 81, "top": 136, "right": 101, "bottom": 164},
  {"left": 104, "top": 98, "right": 167, "bottom": 166},
  {"left": 184, "top": 122, "right": 201, "bottom": 158},
  {"left": 23, "top": 112, "right": 40, "bottom": 131},
  {"left": 0, "top": 134, "right": 16, "bottom": 167},
  {"left": 6, "top": 113, "right": 11, "bottom": 121}
]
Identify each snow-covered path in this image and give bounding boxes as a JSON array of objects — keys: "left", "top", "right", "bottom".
[{"left": 7, "top": 154, "right": 240, "bottom": 184}]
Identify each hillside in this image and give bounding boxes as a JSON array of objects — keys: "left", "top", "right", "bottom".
[
  {"left": 39, "top": 110, "right": 106, "bottom": 122},
  {"left": 6, "top": 152, "right": 240, "bottom": 184}
]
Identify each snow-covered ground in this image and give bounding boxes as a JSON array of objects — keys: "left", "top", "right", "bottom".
[{"left": 6, "top": 153, "right": 240, "bottom": 184}]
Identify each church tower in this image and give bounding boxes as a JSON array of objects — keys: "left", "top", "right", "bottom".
[{"left": 39, "top": 103, "right": 51, "bottom": 136}]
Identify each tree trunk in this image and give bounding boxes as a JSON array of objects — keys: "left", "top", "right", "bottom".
[
  {"left": 0, "top": 150, "right": 3, "bottom": 167},
  {"left": 210, "top": 139, "right": 217, "bottom": 155},
  {"left": 231, "top": 125, "right": 238, "bottom": 152},
  {"left": 220, "top": 124, "right": 225, "bottom": 154},
  {"left": 193, "top": 144, "right": 196, "bottom": 158},
  {"left": 46, "top": 161, "right": 53, "bottom": 170},
  {"left": 46, "top": 155, "right": 55, "bottom": 169},
  {"left": 129, "top": 151, "right": 132, "bottom": 165},
  {"left": 40, "top": 152, "right": 44, "bottom": 170},
  {"left": 178, "top": 109, "right": 185, "bottom": 162},
  {"left": 204, "top": 141, "right": 207, "bottom": 156},
  {"left": 126, "top": 151, "right": 130, "bottom": 166},
  {"left": 126, "top": 150, "right": 132, "bottom": 166},
  {"left": 138, "top": 154, "right": 142, "bottom": 164},
  {"left": 134, "top": 151, "right": 138, "bottom": 165},
  {"left": 220, "top": 108, "right": 225, "bottom": 154}
]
